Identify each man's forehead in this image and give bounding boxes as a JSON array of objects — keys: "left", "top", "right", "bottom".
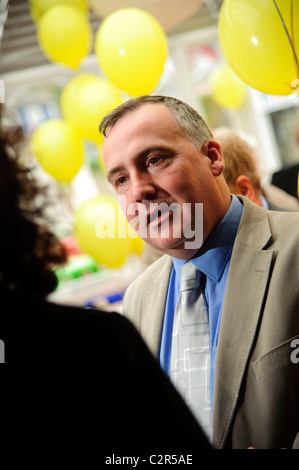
[
  {"left": 105, "top": 103, "right": 177, "bottom": 141},
  {"left": 103, "top": 106, "right": 180, "bottom": 173}
]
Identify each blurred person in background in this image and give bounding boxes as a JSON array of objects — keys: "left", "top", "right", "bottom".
[
  {"left": 213, "top": 127, "right": 299, "bottom": 211},
  {"left": 270, "top": 115, "right": 299, "bottom": 201}
]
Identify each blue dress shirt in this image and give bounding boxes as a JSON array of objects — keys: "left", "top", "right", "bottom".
[
  {"left": 261, "top": 195, "right": 269, "bottom": 209},
  {"left": 159, "top": 195, "right": 243, "bottom": 407}
]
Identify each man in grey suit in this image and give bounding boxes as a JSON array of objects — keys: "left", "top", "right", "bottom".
[{"left": 100, "top": 95, "right": 299, "bottom": 449}]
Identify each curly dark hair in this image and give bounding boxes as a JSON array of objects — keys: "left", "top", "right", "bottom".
[{"left": 0, "top": 105, "right": 66, "bottom": 296}]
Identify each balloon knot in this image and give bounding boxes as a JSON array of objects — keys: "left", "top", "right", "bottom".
[{"left": 290, "top": 78, "right": 299, "bottom": 93}]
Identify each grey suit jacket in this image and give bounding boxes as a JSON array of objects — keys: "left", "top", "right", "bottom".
[{"left": 123, "top": 196, "right": 299, "bottom": 449}]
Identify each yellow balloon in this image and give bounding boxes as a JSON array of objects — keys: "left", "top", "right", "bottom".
[
  {"left": 211, "top": 64, "right": 247, "bottom": 109},
  {"left": 219, "top": 0, "right": 299, "bottom": 95},
  {"left": 29, "top": 0, "right": 87, "bottom": 23},
  {"left": 37, "top": 5, "right": 92, "bottom": 68},
  {"left": 60, "top": 74, "right": 123, "bottom": 144},
  {"left": 32, "top": 119, "right": 84, "bottom": 182},
  {"left": 128, "top": 228, "right": 144, "bottom": 256},
  {"left": 95, "top": 8, "right": 168, "bottom": 96},
  {"left": 74, "top": 194, "right": 139, "bottom": 267}
]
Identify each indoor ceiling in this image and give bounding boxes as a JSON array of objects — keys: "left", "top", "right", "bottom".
[{"left": 0, "top": 0, "right": 222, "bottom": 76}]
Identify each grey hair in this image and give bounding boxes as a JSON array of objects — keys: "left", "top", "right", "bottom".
[{"left": 99, "top": 95, "right": 213, "bottom": 150}]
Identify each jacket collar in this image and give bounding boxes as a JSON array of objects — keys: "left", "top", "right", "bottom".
[{"left": 212, "top": 196, "right": 274, "bottom": 448}]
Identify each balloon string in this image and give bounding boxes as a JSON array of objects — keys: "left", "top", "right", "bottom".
[{"left": 273, "top": 0, "right": 299, "bottom": 81}]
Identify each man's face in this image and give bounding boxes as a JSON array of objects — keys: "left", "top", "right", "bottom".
[{"left": 102, "top": 103, "right": 224, "bottom": 259}]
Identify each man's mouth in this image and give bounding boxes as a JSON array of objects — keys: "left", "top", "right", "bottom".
[
  {"left": 126, "top": 200, "right": 180, "bottom": 239},
  {"left": 147, "top": 204, "right": 176, "bottom": 228}
]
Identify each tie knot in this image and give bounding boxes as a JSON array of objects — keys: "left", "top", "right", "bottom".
[{"left": 180, "top": 262, "right": 201, "bottom": 292}]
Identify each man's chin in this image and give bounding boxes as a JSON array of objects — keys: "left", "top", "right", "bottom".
[
  {"left": 146, "top": 237, "right": 188, "bottom": 254},
  {"left": 144, "top": 235, "right": 203, "bottom": 259}
]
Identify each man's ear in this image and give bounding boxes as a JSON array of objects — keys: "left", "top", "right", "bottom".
[
  {"left": 204, "top": 140, "right": 224, "bottom": 177},
  {"left": 232, "top": 175, "right": 256, "bottom": 201}
]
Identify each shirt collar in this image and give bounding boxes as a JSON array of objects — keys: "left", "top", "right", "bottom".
[
  {"left": 261, "top": 195, "right": 269, "bottom": 209},
  {"left": 172, "top": 194, "right": 243, "bottom": 283}
]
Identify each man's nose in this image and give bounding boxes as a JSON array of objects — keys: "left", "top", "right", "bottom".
[{"left": 131, "top": 171, "right": 156, "bottom": 202}]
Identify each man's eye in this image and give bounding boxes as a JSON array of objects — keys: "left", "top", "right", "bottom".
[
  {"left": 116, "top": 176, "right": 127, "bottom": 186},
  {"left": 148, "top": 156, "right": 161, "bottom": 166}
]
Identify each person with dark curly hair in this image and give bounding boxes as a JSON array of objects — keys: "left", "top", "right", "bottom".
[
  {"left": 0, "top": 104, "right": 211, "bottom": 461},
  {"left": 0, "top": 110, "right": 67, "bottom": 296}
]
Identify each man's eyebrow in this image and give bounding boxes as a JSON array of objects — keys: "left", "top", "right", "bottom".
[{"left": 107, "top": 165, "right": 125, "bottom": 183}]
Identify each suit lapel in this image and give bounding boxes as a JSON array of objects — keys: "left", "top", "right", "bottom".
[
  {"left": 139, "top": 256, "right": 173, "bottom": 357},
  {"left": 212, "top": 197, "right": 274, "bottom": 448}
]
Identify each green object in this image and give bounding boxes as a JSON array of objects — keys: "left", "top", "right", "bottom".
[{"left": 54, "top": 254, "right": 99, "bottom": 283}]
